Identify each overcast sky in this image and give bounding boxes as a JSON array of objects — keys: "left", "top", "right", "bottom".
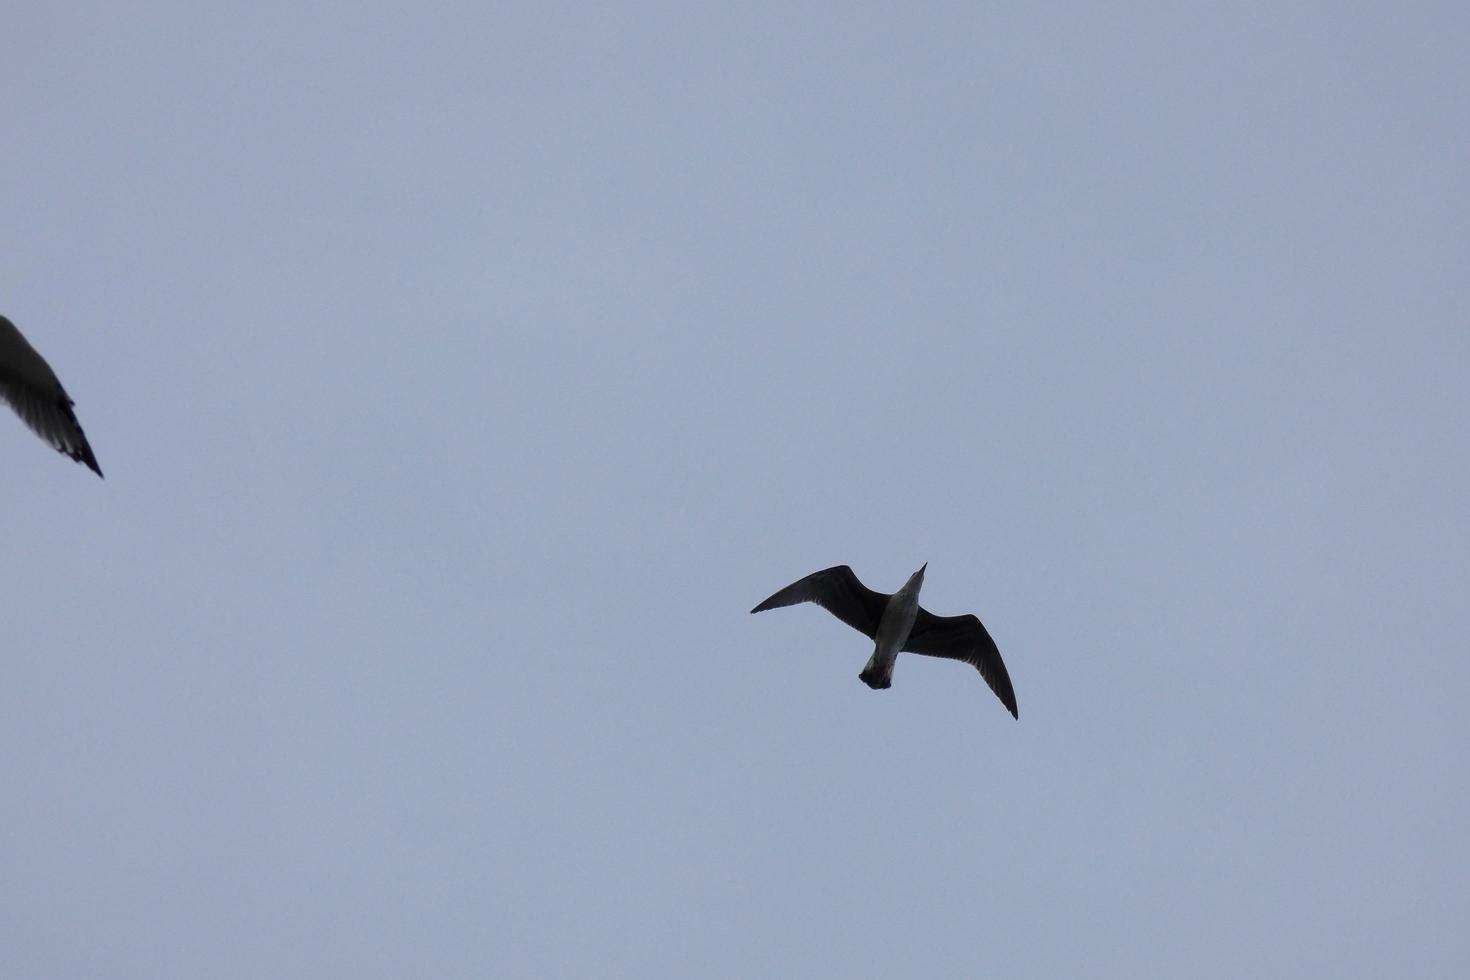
[{"left": 3, "top": 3, "right": 1467, "bottom": 977}]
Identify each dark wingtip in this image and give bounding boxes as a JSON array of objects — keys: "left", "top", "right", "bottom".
[
  {"left": 57, "top": 397, "right": 103, "bottom": 477},
  {"left": 71, "top": 444, "right": 103, "bottom": 478},
  {"left": 57, "top": 443, "right": 103, "bottom": 478}
]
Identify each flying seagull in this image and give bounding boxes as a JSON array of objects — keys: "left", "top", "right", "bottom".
[
  {"left": 0, "top": 314, "right": 103, "bottom": 477},
  {"left": 751, "top": 564, "right": 1017, "bottom": 718}
]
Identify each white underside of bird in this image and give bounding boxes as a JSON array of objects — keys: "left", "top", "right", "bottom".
[{"left": 859, "top": 563, "right": 927, "bottom": 689}]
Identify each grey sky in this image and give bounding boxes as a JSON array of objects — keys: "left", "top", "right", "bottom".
[{"left": 3, "top": 3, "right": 1467, "bottom": 977}]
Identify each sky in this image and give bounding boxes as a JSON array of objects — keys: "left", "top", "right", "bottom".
[{"left": 3, "top": 3, "right": 1467, "bottom": 977}]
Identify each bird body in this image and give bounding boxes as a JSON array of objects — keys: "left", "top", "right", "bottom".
[
  {"left": 859, "top": 563, "right": 927, "bottom": 690},
  {"left": 0, "top": 314, "right": 102, "bottom": 477},
  {"left": 751, "top": 564, "right": 1018, "bottom": 718}
]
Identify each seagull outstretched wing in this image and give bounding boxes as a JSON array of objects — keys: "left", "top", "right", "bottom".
[
  {"left": 750, "top": 565, "right": 888, "bottom": 639},
  {"left": 904, "top": 610, "right": 1018, "bottom": 718},
  {"left": 0, "top": 315, "right": 102, "bottom": 477}
]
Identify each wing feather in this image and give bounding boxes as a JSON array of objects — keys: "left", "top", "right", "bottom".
[
  {"left": 0, "top": 315, "right": 103, "bottom": 477},
  {"left": 750, "top": 565, "right": 888, "bottom": 639},
  {"left": 904, "top": 609, "right": 1018, "bottom": 718}
]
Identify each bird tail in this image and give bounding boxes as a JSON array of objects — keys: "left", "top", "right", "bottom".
[{"left": 858, "top": 652, "right": 892, "bottom": 690}]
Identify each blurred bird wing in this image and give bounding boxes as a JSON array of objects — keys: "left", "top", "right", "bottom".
[
  {"left": 0, "top": 316, "right": 103, "bottom": 477},
  {"left": 0, "top": 379, "right": 103, "bottom": 476}
]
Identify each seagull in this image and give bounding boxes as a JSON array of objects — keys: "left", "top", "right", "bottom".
[
  {"left": 0, "top": 314, "right": 103, "bottom": 477},
  {"left": 751, "top": 564, "right": 1017, "bottom": 718}
]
